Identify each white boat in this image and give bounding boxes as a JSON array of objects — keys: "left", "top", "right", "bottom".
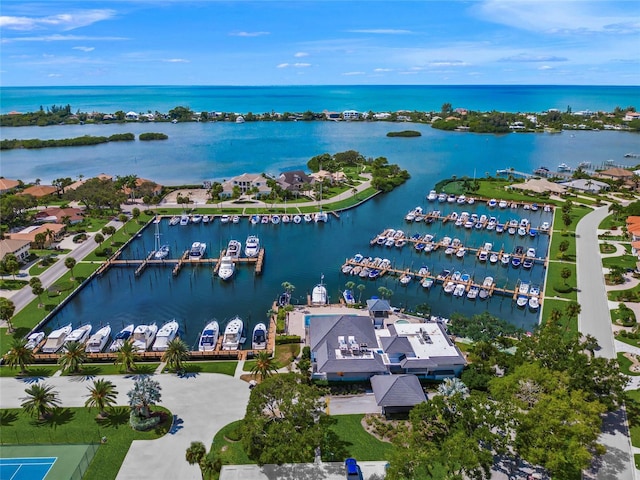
[
  {"left": 244, "top": 235, "right": 260, "bottom": 257},
  {"left": 343, "top": 289, "right": 356, "bottom": 305},
  {"left": 437, "top": 193, "right": 447, "bottom": 202},
  {"left": 179, "top": 214, "right": 190, "bottom": 226},
  {"left": 202, "top": 215, "right": 210, "bottom": 224},
  {"left": 456, "top": 247, "right": 466, "bottom": 258},
  {"left": 152, "top": 319, "right": 179, "bottom": 352},
  {"left": 447, "top": 194, "right": 457, "bottom": 203},
  {"left": 399, "top": 273, "right": 412, "bottom": 285},
  {"left": 169, "top": 216, "right": 180, "bottom": 226},
  {"left": 498, "top": 199, "right": 508, "bottom": 209},
  {"left": 314, "top": 210, "right": 328, "bottom": 223},
  {"left": 558, "top": 163, "right": 571, "bottom": 172},
  {"left": 467, "top": 286, "right": 480, "bottom": 300},
  {"left": 443, "top": 281, "right": 455, "bottom": 294},
  {"left": 292, "top": 215, "right": 302, "bottom": 224},
  {"left": 261, "top": 215, "right": 270, "bottom": 224},
  {"left": 489, "top": 253, "right": 499, "bottom": 264},
  {"left": 456, "top": 195, "right": 466, "bottom": 204},
  {"left": 109, "top": 324, "right": 134, "bottom": 351},
  {"left": 478, "top": 250, "right": 488, "bottom": 262},
  {"left": 528, "top": 296, "right": 540, "bottom": 311},
  {"left": 198, "top": 320, "right": 220, "bottom": 352},
  {"left": 427, "top": 190, "right": 438, "bottom": 201},
  {"left": 312, "top": 276, "right": 328, "bottom": 305},
  {"left": 421, "top": 277, "right": 434, "bottom": 289},
  {"left": 232, "top": 215, "right": 240, "bottom": 224},
  {"left": 540, "top": 221, "right": 550, "bottom": 232},
  {"left": 226, "top": 239, "right": 241, "bottom": 258},
  {"left": 218, "top": 256, "right": 235, "bottom": 280},
  {"left": 467, "top": 197, "right": 475, "bottom": 204},
  {"left": 41, "top": 324, "right": 72, "bottom": 353},
  {"left": 526, "top": 248, "right": 536, "bottom": 258},
  {"left": 453, "top": 284, "right": 466, "bottom": 297},
  {"left": 154, "top": 244, "right": 170, "bottom": 260},
  {"left": 488, "top": 198, "right": 497, "bottom": 208},
  {"left": 25, "top": 331, "right": 45, "bottom": 351},
  {"left": 269, "top": 214, "right": 280, "bottom": 224},
  {"left": 250, "top": 215, "right": 260, "bottom": 225},
  {"left": 132, "top": 323, "right": 158, "bottom": 352},
  {"left": 191, "top": 214, "right": 202, "bottom": 224},
  {"left": 220, "top": 214, "right": 230, "bottom": 224},
  {"left": 85, "top": 325, "right": 111, "bottom": 353},
  {"left": 222, "top": 316, "right": 244, "bottom": 350},
  {"left": 252, "top": 323, "right": 268, "bottom": 350},
  {"left": 483, "top": 276, "right": 494, "bottom": 288},
  {"left": 282, "top": 215, "right": 290, "bottom": 223},
  {"left": 189, "top": 241, "right": 207, "bottom": 260},
  {"left": 65, "top": 324, "right": 92, "bottom": 347}
]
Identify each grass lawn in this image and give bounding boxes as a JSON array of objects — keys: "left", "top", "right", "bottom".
[
  {"left": 626, "top": 389, "right": 640, "bottom": 448},
  {"left": 548, "top": 231, "right": 576, "bottom": 262},
  {"left": 614, "top": 334, "right": 640, "bottom": 349},
  {"left": 0, "top": 406, "right": 171, "bottom": 480},
  {"left": 610, "top": 305, "right": 637, "bottom": 327},
  {"left": 553, "top": 205, "right": 593, "bottom": 234},
  {"left": 441, "top": 179, "right": 559, "bottom": 205},
  {"left": 61, "top": 363, "right": 160, "bottom": 376},
  {"left": 163, "top": 361, "right": 237, "bottom": 376},
  {"left": 617, "top": 352, "right": 640, "bottom": 376},
  {"left": 545, "top": 261, "right": 577, "bottom": 301},
  {"left": 599, "top": 213, "right": 625, "bottom": 230},
  {"left": 28, "top": 257, "right": 59, "bottom": 276},
  {"left": 0, "top": 364, "right": 60, "bottom": 378},
  {"left": 0, "top": 279, "right": 28, "bottom": 290},
  {"left": 243, "top": 344, "right": 300, "bottom": 372},
  {"left": 540, "top": 298, "right": 579, "bottom": 338},
  {"left": 599, "top": 243, "right": 618, "bottom": 254},
  {"left": 602, "top": 253, "right": 637, "bottom": 270},
  {"left": 608, "top": 284, "right": 640, "bottom": 302}
]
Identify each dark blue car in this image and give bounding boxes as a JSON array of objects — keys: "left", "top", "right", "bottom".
[{"left": 345, "top": 458, "right": 363, "bottom": 480}]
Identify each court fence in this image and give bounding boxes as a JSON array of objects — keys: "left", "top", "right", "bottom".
[{"left": 69, "top": 443, "right": 100, "bottom": 480}]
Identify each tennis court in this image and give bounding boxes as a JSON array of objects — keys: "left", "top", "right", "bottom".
[{"left": 0, "top": 457, "right": 56, "bottom": 480}]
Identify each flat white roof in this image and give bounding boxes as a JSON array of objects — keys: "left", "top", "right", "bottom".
[{"left": 377, "top": 322, "right": 459, "bottom": 358}]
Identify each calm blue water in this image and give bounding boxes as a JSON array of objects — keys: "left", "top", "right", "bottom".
[{"left": 7, "top": 85, "right": 638, "bottom": 346}]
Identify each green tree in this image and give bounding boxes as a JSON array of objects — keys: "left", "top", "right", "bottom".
[
  {"left": 557, "top": 240, "right": 570, "bottom": 259},
  {"left": 1, "top": 254, "right": 20, "bottom": 280},
  {"left": 250, "top": 351, "right": 279, "bottom": 380},
  {"left": 356, "top": 283, "right": 366, "bottom": 303},
  {"left": 94, "top": 233, "right": 105, "bottom": 245},
  {"left": 127, "top": 376, "right": 162, "bottom": 418},
  {"left": 185, "top": 441, "right": 207, "bottom": 480},
  {"left": 58, "top": 341, "right": 88, "bottom": 374},
  {"left": 21, "top": 383, "right": 61, "bottom": 420},
  {"left": 3, "top": 338, "right": 35, "bottom": 375},
  {"left": 562, "top": 212, "right": 573, "bottom": 229},
  {"left": 377, "top": 286, "right": 393, "bottom": 300},
  {"left": 85, "top": 379, "right": 119, "bottom": 418},
  {"left": 162, "top": 338, "right": 190, "bottom": 372},
  {"left": 0, "top": 298, "right": 16, "bottom": 333},
  {"left": 64, "top": 256, "right": 77, "bottom": 280},
  {"left": 131, "top": 207, "right": 141, "bottom": 222},
  {"left": 561, "top": 267, "right": 572, "bottom": 286},
  {"left": 118, "top": 214, "right": 129, "bottom": 233},
  {"left": 114, "top": 341, "right": 138, "bottom": 373},
  {"left": 29, "top": 277, "right": 44, "bottom": 308}
]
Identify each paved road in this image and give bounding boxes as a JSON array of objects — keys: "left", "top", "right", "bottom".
[
  {"left": 0, "top": 372, "right": 250, "bottom": 480},
  {"left": 577, "top": 205, "right": 635, "bottom": 480}
]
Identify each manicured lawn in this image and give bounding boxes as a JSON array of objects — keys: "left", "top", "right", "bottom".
[
  {"left": 328, "top": 414, "right": 393, "bottom": 461},
  {"left": 29, "top": 257, "right": 59, "bottom": 275},
  {"left": 617, "top": 352, "right": 640, "bottom": 376},
  {"left": 0, "top": 406, "right": 171, "bottom": 480},
  {"left": 0, "top": 279, "right": 28, "bottom": 290},
  {"left": 608, "top": 284, "right": 640, "bottom": 302},
  {"left": 627, "top": 390, "right": 640, "bottom": 448},
  {"left": 552, "top": 205, "right": 592, "bottom": 234},
  {"left": 548, "top": 231, "right": 576, "bottom": 262},
  {"left": 599, "top": 213, "right": 625, "bottom": 230},
  {"left": 164, "top": 361, "right": 237, "bottom": 376},
  {"left": 61, "top": 363, "right": 160, "bottom": 376},
  {"left": 442, "top": 179, "right": 559, "bottom": 205},
  {"left": 545, "top": 261, "right": 577, "bottom": 300},
  {"left": 614, "top": 333, "right": 640, "bottom": 349},
  {"left": 0, "top": 364, "right": 60, "bottom": 378},
  {"left": 602, "top": 253, "right": 637, "bottom": 270},
  {"left": 610, "top": 305, "right": 637, "bottom": 327},
  {"left": 243, "top": 344, "right": 300, "bottom": 371},
  {"left": 599, "top": 243, "right": 618, "bottom": 254},
  {"left": 540, "top": 298, "right": 579, "bottom": 338}
]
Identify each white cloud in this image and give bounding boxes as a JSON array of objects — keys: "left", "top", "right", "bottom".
[
  {"left": 73, "top": 46, "right": 94, "bottom": 52},
  {"left": 0, "top": 10, "right": 115, "bottom": 32},
  {"left": 47, "top": 73, "right": 62, "bottom": 77},
  {"left": 347, "top": 29, "right": 412, "bottom": 34},
  {"left": 277, "top": 62, "right": 311, "bottom": 69},
  {"left": 538, "top": 65, "right": 553, "bottom": 70},
  {"left": 230, "top": 31, "right": 270, "bottom": 37},
  {"left": 374, "top": 68, "right": 392, "bottom": 72},
  {"left": 428, "top": 60, "right": 469, "bottom": 67},
  {"left": 2, "top": 34, "right": 126, "bottom": 43},
  {"left": 277, "top": 63, "right": 289, "bottom": 68},
  {"left": 342, "top": 71, "right": 365, "bottom": 76},
  {"left": 294, "top": 52, "right": 308, "bottom": 58},
  {"left": 163, "top": 58, "right": 190, "bottom": 63}
]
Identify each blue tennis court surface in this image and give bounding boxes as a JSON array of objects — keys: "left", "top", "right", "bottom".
[{"left": 0, "top": 457, "right": 56, "bottom": 480}]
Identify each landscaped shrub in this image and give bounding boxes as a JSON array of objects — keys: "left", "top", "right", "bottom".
[
  {"left": 553, "top": 283, "right": 573, "bottom": 294},
  {"left": 129, "top": 411, "right": 161, "bottom": 431},
  {"left": 302, "top": 346, "right": 311, "bottom": 360},
  {"left": 95, "top": 248, "right": 113, "bottom": 257},
  {"left": 275, "top": 335, "right": 301, "bottom": 345},
  {"left": 224, "top": 423, "right": 242, "bottom": 442},
  {"left": 72, "top": 233, "right": 87, "bottom": 243}
]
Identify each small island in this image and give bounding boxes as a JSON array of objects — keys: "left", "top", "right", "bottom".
[{"left": 386, "top": 130, "right": 421, "bottom": 137}]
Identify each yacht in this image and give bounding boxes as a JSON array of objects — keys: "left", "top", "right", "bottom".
[
  {"left": 399, "top": 273, "right": 412, "bottom": 285},
  {"left": 447, "top": 194, "right": 457, "bottom": 203},
  {"left": 25, "top": 331, "right": 45, "bottom": 351},
  {"left": 189, "top": 241, "right": 206, "bottom": 260},
  {"left": 232, "top": 215, "right": 240, "bottom": 224},
  {"left": 488, "top": 198, "right": 498, "bottom": 208},
  {"left": 526, "top": 248, "right": 536, "bottom": 258},
  {"left": 41, "top": 324, "right": 72, "bottom": 353},
  {"left": 523, "top": 258, "right": 534, "bottom": 269},
  {"left": 222, "top": 316, "right": 244, "bottom": 350},
  {"left": 557, "top": 163, "right": 571, "bottom": 172},
  {"left": 456, "top": 194, "right": 466, "bottom": 204},
  {"left": 252, "top": 323, "right": 268, "bottom": 350},
  {"left": 343, "top": 289, "right": 356, "bottom": 305},
  {"left": 154, "top": 244, "right": 170, "bottom": 260},
  {"left": 250, "top": 215, "right": 260, "bottom": 225},
  {"left": 244, "top": 235, "right": 260, "bottom": 258},
  {"left": 427, "top": 190, "right": 438, "bottom": 201},
  {"left": 227, "top": 239, "right": 241, "bottom": 258},
  {"left": 179, "top": 214, "right": 190, "bottom": 226},
  {"left": 202, "top": 215, "right": 210, "bottom": 224},
  {"left": 218, "top": 256, "right": 235, "bottom": 280},
  {"left": 271, "top": 214, "right": 280, "bottom": 224},
  {"left": 311, "top": 276, "right": 328, "bottom": 305},
  {"left": 489, "top": 253, "right": 499, "bottom": 264},
  {"left": 85, "top": 325, "right": 111, "bottom": 353},
  {"left": 456, "top": 247, "right": 466, "bottom": 259},
  {"left": 220, "top": 214, "right": 230, "bottom": 224},
  {"left": 304, "top": 213, "right": 313, "bottom": 223},
  {"left": 498, "top": 199, "right": 508, "bottom": 209},
  {"left": 421, "top": 277, "right": 434, "bottom": 289},
  {"left": 467, "top": 285, "right": 480, "bottom": 300},
  {"left": 109, "top": 324, "right": 134, "bottom": 352},
  {"left": 529, "top": 286, "right": 541, "bottom": 311},
  {"left": 443, "top": 281, "right": 455, "bottom": 294},
  {"left": 132, "top": 323, "right": 158, "bottom": 352},
  {"left": 261, "top": 215, "right": 270, "bottom": 224},
  {"left": 437, "top": 193, "right": 447, "bottom": 202},
  {"left": 277, "top": 291, "right": 291, "bottom": 307},
  {"left": 191, "top": 214, "right": 202, "bottom": 224},
  {"left": 282, "top": 215, "right": 290, "bottom": 223},
  {"left": 314, "top": 210, "right": 329, "bottom": 223},
  {"left": 540, "top": 221, "right": 550, "bottom": 232},
  {"left": 198, "top": 320, "right": 220, "bottom": 352},
  {"left": 64, "top": 324, "right": 92, "bottom": 347},
  {"left": 478, "top": 250, "right": 488, "bottom": 262},
  {"left": 152, "top": 319, "right": 179, "bottom": 352}
]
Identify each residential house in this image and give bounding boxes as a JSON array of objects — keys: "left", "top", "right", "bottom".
[
  {"left": 6, "top": 223, "right": 65, "bottom": 248},
  {"left": 34, "top": 207, "right": 84, "bottom": 225},
  {"left": 0, "top": 178, "right": 20, "bottom": 194},
  {"left": 626, "top": 216, "right": 640, "bottom": 258},
  {"left": 221, "top": 173, "right": 271, "bottom": 198},
  {"left": 125, "top": 111, "right": 139, "bottom": 121},
  {"left": 624, "top": 111, "right": 640, "bottom": 122},
  {"left": 122, "top": 177, "right": 163, "bottom": 198},
  {"left": 370, "top": 374, "right": 427, "bottom": 416},
  {"left": 597, "top": 167, "right": 634, "bottom": 182},
  {"left": 509, "top": 178, "right": 567, "bottom": 195},
  {"left": 277, "top": 170, "right": 312, "bottom": 193},
  {"left": 366, "top": 298, "right": 392, "bottom": 329},
  {"left": 342, "top": 110, "right": 360, "bottom": 120},
  {"left": 19, "top": 185, "right": 57, "bottom": 198},
  {"left": 308, "top": 170, "right": 346, "bottom": 185},
  {"left": 560, "top": 179, "right": 610, "bottom": 193},
  {"left": 0, "top": 238, "right": 31, "bottom": 263}
]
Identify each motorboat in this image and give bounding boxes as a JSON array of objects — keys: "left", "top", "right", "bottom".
[
  {"left": 132, "top": 323, "right": 158, "bottom": 351},
  {"left": 343, "top": 289, "right": 356, "bottom": 305},
  {"left": 282, "top": 215, "right": 290, "bottom": 223},
  {"left": 152, "top": 319, "right": 179, "bottom": 352},
  {"left": 220, "top": 214, "right": 231, "bottom": 224},
  {"left": 421, "top": 277, "right": 434, "bottom": 289},
  {"left": 479, "top": 287, "right": 489, "bottom": 300},
  {"left": 191, "top": 214, "right": 202, "bottom": 224},
  {"left": 351, "top": 266, "right": 362, "bottom": 276},
  {"left": 313, "top": 210, "right": 329, "bottom": 223},
  {"left": 526, "top": 248, "right": 536, "bottom": 258},
  {"left": 252, "top": 323, "right": 268, "bottom": 350},
  {"left": 457, "top": 194, "right": 466, "bottom": 204},
  {"left": 488, "top": 198, "right": 497, "bottom": 208},
  {"left": 517, "top": 227, "right": 527, "bottom": 237},
  {"left": 489, "top": 253, "right": 499, "bottom": 264},
  {"left": 292, "top": 215, "right": 302, "bottom": 224},
  {"left": 482, "top": 276, "right": 494, "bottom": 288},
  {"left": 427, "top": 190, "right": 438, "bottom": 201},
  {"left": 198, "top": 320, "right": 220, "bottom": 352},
  {"left": 218, "top": 256, "right": 235, "bottom": 280},
  {"left": 202, "top": 215, "right": 210, "bottom": 224},
  {"left": 540, "top": 221, "right": 550, "bottom": 232},
  {"left": 529, "top": 296, "right": 540, "bottom": 311},
  {"left": 352, "top": 253, "right": 364, "bottom": 263},
  {"left": 64, "top": 324, "right": 92, "bottom": 347},
  {"left": 511, "top": 257, "right": 521, "bottom": 268},
  {"left": 179, "top": 214, "right": 190, "bottom": 226},
  {"left": 312, "top": 277, "right": 328, "bottom": 304},
  {"left": 303, "top": 213, "right": 312, "bottom": 223},
  {"left": 516, "top": 295, "right": 528, "bottom": 308},
  {"left": 508, "top": 225, "right": 516, "bottom": 235},
  {"left": 226, "top": 239, "right": 241, "bottom": 258},
  {"left": 529, "top": 228, "right": 537, "bottom": 238},
  {"left": 277, "top": 291, "right": 291, "bottom": 307},
  {"left": 523, "top": 258, "right": 534, "bottom": 269},
  {"left": 456, "top": 247, "right": 466, "bottom": 258},
  {"left": 447, "top": 194, "right": 457, "bottom": 203},
  {"left": 437, "top": 193, "right": 447, "bottom": 202},
  {"left": 418, "top": 266, "right": 429, "bottom": 277},
  {"left": 251, "top": 215, "right": 260, "bottom": 225},
  {"left": 445, "top": 246, "right": 455, "bottom": 255},
  {"left": 518, "top": 281, "right": 530, "bottom": 295},
  {"left": 169, "top": 216, "right": 180, "bottom": 226},
  {"left": 189, "top": 241, "right": 206, "bottom": 260},
  {"left": 109, "top": 324, "right": 134, "bottom": 352},
  {"left": 436, "top": 269, "right": 451, "bottom": 282},
  {"left": 232, "top": 215, "right": 240, "bottom": 224},
  {"left": 496, "top": 224, "right": 505, "bottom": 234},
  {"left": 451, "top": 271, "right": 461, "bottom": 281},
  {"left": 399, "top": 273, "right": 412, "bottom": 285},
  {"left": 25, "top": 331, "right": 45, "bottom": 351},
  {"left": 478, "top": 250, "right": 488, "bottom": 262},
  {"left": 531, "top": 203, "right": 539, "bottom": 212},
  {"left": 498, "top": 199, "right": 508, "bottom": 209},
  {"left": 41, "top": 324, "right": 72, "bottom": 353},
  {"left": 271, "top": 214, "right": 281, "bottom": 224},
  {"left": 453, "top": 283, "right": 466, "bottom": 297},
  {"left": 467, "top": 197, "right": 475, "bottom": 205},
  {"left": 501, "top": 253, "right": 511, "bottom": 265},
  {"left": 467, "top": 285, "right": 480, "bottom": 300},
  {"left": 557, "top": 163, "right": 571, "bottom": 172},
  {"left": 443, "top": 281, "right": 455, "bottom": 294},
  {"left": 222, "top": 316, "right": 244, "bottom": 350},
  {"left": 85, "top": 325, "right": 111, "bottom": 353},
  {"left": 154, "top": 244, "right": 170, "bottom": 260},
  {"left": 244, "top": 235, "right": 260, "bottom": 258}
]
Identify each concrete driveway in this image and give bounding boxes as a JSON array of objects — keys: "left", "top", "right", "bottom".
[{"left": 326, "top": 394, "right": 379, "bottom": 415}]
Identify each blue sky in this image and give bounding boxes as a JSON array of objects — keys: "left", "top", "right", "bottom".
[{"left": 1, "top": 0, "right": 638, "bottom": 86}]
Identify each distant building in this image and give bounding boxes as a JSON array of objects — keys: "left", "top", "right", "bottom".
[
  {"left": 19, "top": 185, "right": 57, "bottom": 198},
  {"left": 277, "top": 170, "right": 312, "bottom": 192},
  {"left": 560, "top": 179, "right": 609, "bottom": 193},
  {"left": 366, "top": 298, "right": 392, "bottom": 329},
  {"left": 6, "top": 223, "right": 65, "bottom": 248},
  {"left": 221, "top": 173, "right": 271, "bottom": 198},
  {"left": 122, "top": 178, "right": 163, "bottom": 197},
  {"left": 0, "top": 238, "right": 31, "bottom": 263},
  {"left": 34, "top": 207, "right": 84, "bottom": 225},
  {"left": 597, "top": 167, "right": 634, "bottom": 181},
  {"left": 0, "top": 178, "right": 20, "bottom": 194},
  {"left": 370, "top": 374, "right": 427, "bottom": 416},
  {"left": 125, "top": 111, "right": 139, "bottom": 121},
  {"left": 342, "top": 110, "right": 360, "bottom": 120}
]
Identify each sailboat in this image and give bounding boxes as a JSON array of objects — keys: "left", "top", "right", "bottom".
[{"left": 153, "top": 217, "right": 170, "bottom": 260}]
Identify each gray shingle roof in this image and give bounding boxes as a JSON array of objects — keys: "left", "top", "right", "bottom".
[
  {"left": 366, "top": 298, "right": 392, "bottom": 312},
  {"left": 371, "top": 375, "right": 426, "bottom": 407},
  {"left": 379, "top": 336, "right": 413, "bottom": 355}
]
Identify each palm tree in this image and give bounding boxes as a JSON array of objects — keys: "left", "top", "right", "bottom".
[
  {"left": 3, "top": 338, "right": 35, "bottom": 375},
  {"left": 29, "top": 277, "right": 44, "bottom": 308},
  {"left": 608, "top": 202, "right": 623, "bottom": 221},
  {"left": 162, "top": 338, "right": 189, "bottom": 372},
  {"left": 281, "top": 281, "right": 295, "bottom": 295},
  {"left": 85, "top": 379, "right": 119, "bottom": 418},
  {"left": 185, "top": 441, "right": 207, "bottom": 480},
  {"left": 21, "top": 383, "right": 60, "bottom": 420},
  {"left": 58, "top": 341, "right": 88, "bottom": 374},
  {"left": 437, "top": 377, "right": 469, "bottom": 398},
  {"left": 250, "top": 351, "right": 279, "bottom": 380},
  {"left": 64, "top": 257, "right": 77, "bottom": 281},
  {"left": 0, "top": 298, "right": 16, "bottom": 333},
  {"left": 114, "top": 341, "right": 138, "bottom": 373},
  {"left": 356, "top": 283, "right": 366, "bottom": 303}
]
